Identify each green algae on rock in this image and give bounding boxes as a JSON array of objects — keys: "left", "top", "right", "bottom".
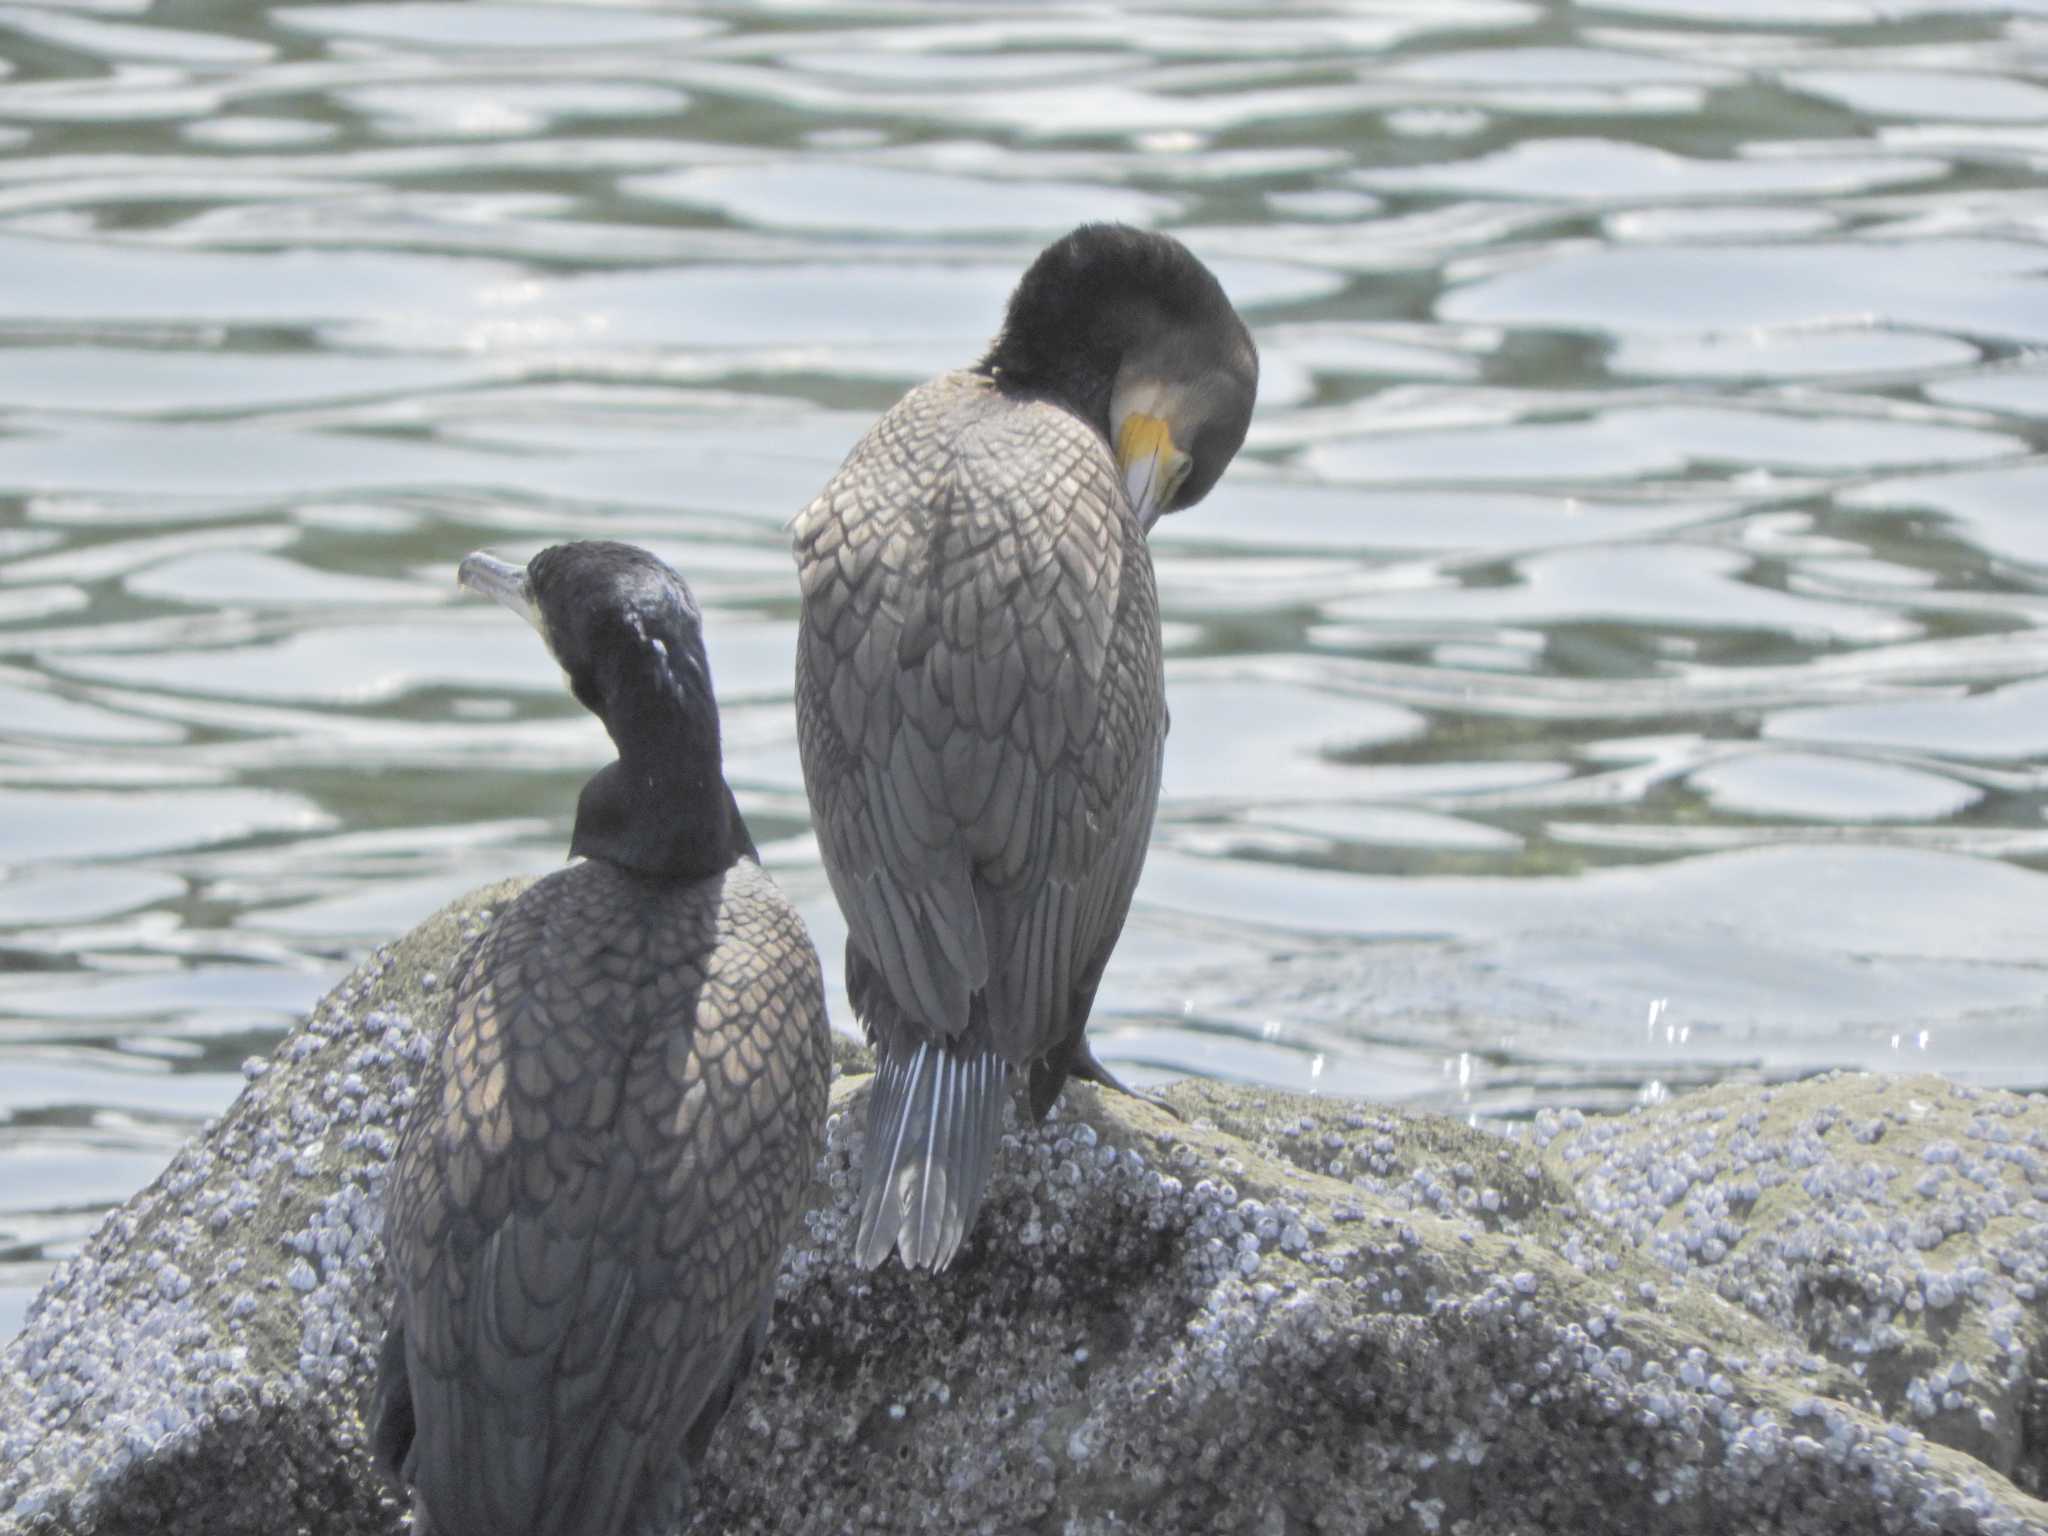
[{"left": 2, "top": 882, "right": 2045, "bottom": 1534}]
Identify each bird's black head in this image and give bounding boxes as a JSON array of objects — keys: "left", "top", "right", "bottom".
[
  {"left": 978, "top": 223, "right": 1258, "bottom": 530},
  {"left": 458, "top": 540, "right": 753, "bottom": 879}
]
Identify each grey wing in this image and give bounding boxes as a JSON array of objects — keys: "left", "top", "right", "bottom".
[
  {"left": 795, "top": 393, "right": 989, "bottom": 1039},
  {"left": 795, "top": 385, "right": 1164, "bottom": 1061},
  {"left": 382, "top": 868, "right": 830, "bottom": 1536}
]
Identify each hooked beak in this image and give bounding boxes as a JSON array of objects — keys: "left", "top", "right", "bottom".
[
  {"left": 457, "top": 551, "right": 544, "bottom": 637},
  {"left": 1115, "top": 412, "right": 1192, "bottom": 533}
]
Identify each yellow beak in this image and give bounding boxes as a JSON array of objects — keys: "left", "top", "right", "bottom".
[{"left": 1116, "top": 413, "right": 1192, "bottom": 533}]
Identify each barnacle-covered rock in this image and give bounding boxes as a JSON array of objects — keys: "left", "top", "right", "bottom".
[
  {"left": 0, "top": 881, "right": 520, "bottom": 1536},
  {"left": 3, "top": 882, "right": 2045, "bottom": 1535}
]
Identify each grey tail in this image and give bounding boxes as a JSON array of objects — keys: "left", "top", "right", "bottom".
[{"left": 855, "top": 1039, "right": 1008, "bottom": 1271}]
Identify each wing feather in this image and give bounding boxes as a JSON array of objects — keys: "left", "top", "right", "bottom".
[
  {"left": 379, "top": 862, "right": 830, "bottom": 1536},
  {"left": 795, "top": 371, "right": 1164, "bottom": 1066}
]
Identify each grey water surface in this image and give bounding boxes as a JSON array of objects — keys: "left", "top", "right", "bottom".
[{"left": 2, "top": 0, "right": 2046, "bottom": 1339}]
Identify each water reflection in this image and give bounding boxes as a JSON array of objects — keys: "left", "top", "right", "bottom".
[{"left": 2, "top": 0, "right": 2047, "bottom": 1337}]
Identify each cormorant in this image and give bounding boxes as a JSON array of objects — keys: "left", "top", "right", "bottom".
[
  {"left": 373, "top": 540, "right": 832, "bottom": 1536},
  {"left": 792, "top": 223, "right": 1258, "bottom": 1271}
]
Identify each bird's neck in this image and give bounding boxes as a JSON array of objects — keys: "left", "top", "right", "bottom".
[
  {"left": 980, "top": 292, "right": 1139, "bottom": 433},
  {"left": 571, "top": 688, "right": 755, "bottom": 880}
]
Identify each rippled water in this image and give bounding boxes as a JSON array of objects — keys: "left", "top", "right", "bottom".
[{"left": 4, "top": 0, "right": 2048, "bottom": 1336}]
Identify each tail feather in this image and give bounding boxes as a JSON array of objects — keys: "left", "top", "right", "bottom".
[{"left": 856, "top": 1040, "right": 1007, "bottom": 1270}]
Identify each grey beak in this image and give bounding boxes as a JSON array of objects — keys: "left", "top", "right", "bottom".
[{"left": 457, "top": 551, "right": 543, "bottom": 637}]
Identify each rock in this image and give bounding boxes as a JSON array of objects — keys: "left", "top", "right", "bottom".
[
  {"left": 3, "top": 882, "right": 2046, "bottom": 1535},
  {"left": 0, "top": 880, "right": 521, "bottom": 1536}
]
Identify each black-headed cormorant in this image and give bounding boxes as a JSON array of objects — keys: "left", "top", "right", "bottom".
[
  {"left": 792, "top": 223, "right": 1258, "bottom": 1271},
  {"left": 373, "top": 540, "right": 831, "bottom": 1535}
]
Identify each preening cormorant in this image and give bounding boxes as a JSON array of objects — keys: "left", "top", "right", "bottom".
[
  {"left": 373, "top": 540, "right": 831, "bottom": 1536},
  {"left": 792, "top": 223, "right": 1258, "bottom": 1271}
]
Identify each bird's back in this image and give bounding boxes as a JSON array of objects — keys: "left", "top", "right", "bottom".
[
  {"left": 795, "top": 370, "right": 1164, "bottom": 1066},
  {"left": 375, "top": 858, "right": 830, "bottom": 1536}
]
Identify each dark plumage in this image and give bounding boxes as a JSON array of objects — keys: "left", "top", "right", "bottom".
[
  {"left": 792, "top": 224, "right": 1258, "bottom": 1271},
  {"left": 373, "top": 541, "right": 831, "bottom": 1536}
]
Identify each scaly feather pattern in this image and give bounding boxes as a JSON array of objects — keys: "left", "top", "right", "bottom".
[
  {"left": 795, "top": 370, "right": 1165, "bottom": 1269},
  {"left": 375, "top": 858, "right": 830, "bottom": 1536}
]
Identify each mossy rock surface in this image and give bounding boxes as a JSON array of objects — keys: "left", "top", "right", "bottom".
[{"left": 3, "top": 882, "right": 2045, "bottom": 1535}]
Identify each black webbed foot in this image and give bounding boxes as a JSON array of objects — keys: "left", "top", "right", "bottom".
[{"left": 1067, "top": 1037, "right": 1184, "bottom": 1121}]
